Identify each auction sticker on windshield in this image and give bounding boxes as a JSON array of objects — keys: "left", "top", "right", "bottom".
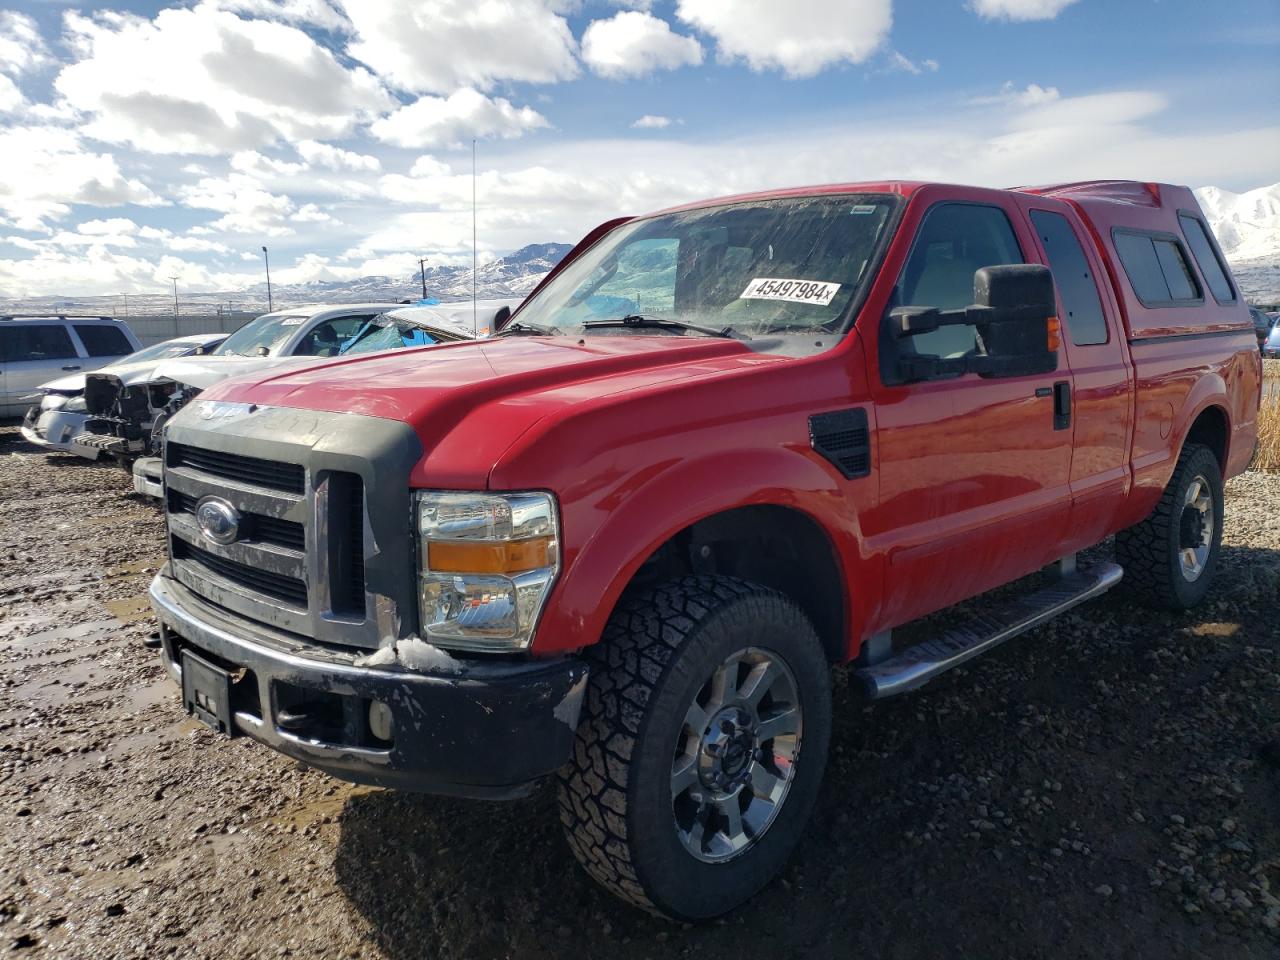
[{"left": 740, "top": 278, "right": 841, "bottom": 306}]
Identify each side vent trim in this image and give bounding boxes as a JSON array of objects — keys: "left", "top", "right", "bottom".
[{"left": 809, "top": 408, "right": 871, "bottom": 479}]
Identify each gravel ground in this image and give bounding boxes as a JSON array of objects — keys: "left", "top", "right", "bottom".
[{"left": 1, "top": 422, "right": 1277, "bottom": 959}]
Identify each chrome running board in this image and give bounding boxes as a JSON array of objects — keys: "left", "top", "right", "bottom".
[{"left": 855, "top": 562, "right": 1123, "bottom": 700}]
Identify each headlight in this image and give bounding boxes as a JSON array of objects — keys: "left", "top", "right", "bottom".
[
  {"left": 62, "top": 396, "right": 87, "bottom": 413},
  {"left": 414, "top": 491, "right": 559, "bottom": 652},
  {"left": 40, "top": 394, "right": 68, "bottom": 411}
]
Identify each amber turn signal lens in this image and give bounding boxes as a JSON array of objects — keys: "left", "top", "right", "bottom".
[
  {"left": 427, "top": 537, "right": 555, "bottom": 575},
  {"left": 1047, "top": 315, "right": 1062, "bottom": 351}
]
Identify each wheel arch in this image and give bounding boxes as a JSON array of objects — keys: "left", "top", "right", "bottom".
[{"left": 533, "top": 447, "right": 866, "bottom": 660}]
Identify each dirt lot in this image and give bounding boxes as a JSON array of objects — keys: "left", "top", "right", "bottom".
[{"left": 1, "top": 423, "right": 1277, "bottom": 960}]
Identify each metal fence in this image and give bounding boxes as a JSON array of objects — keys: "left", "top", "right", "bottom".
[{"left": 126, "top": 313, "right": 258, "bottom": 347}]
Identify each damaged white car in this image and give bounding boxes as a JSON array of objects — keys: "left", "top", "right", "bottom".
[
  {"left": 20, "top": 333, "right": 226, "bottom": 453},
  {"left": 106, "top": 301, "right": 511, "bottom": 497}
]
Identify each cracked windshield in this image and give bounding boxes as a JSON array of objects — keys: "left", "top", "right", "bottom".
[{"left": 514, "top": 195, "right": 896, "bottom": 341}]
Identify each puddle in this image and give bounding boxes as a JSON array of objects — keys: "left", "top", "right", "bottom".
[
  {"left": 0, "top": 618, "right": 118, "bottom": 654},
  {"left": 267, "top": 784, "right": 381, "bottom": 832},
  {"left": 104, "top": 596, "right": 152, "bottom": 625}
]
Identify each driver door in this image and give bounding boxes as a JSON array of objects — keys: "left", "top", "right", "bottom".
[{"left": 862, "top": 194, "right": 1075, "bottom": 630}]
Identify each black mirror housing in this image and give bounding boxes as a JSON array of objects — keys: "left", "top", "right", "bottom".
[
  {"left": 974, "top": 263, "right": 1055, "bottom": 319},
  {"left": 892, "top": 263, "right": 1058, "bottom": 381},
  {"left": 492, "top": 305, "right": 512, "bottom": 332}
]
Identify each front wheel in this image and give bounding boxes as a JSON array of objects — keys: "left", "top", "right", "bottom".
[
  {"left": 1115, "top": 442, "right": 1224, "bottom": 609},
  {"left": 558, "top": 576, "right": 831, "bottom": 919}
]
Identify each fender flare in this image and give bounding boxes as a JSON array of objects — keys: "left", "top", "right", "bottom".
[{"left": 532, "top": 447, "right": 864, "bottom": 655}]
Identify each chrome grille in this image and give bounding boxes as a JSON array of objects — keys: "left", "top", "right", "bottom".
[
  {"left": 168, "top": 441, "right": 305, "bottom": 494},
  {"left": 164, "top": 439, "right": 371, "bottom": 645},
  {"left": 173, "top": 539, "right": 307, "bottom": 607},
  {"left": 169, "top": 490, "right": 305, "bottom": 551}
]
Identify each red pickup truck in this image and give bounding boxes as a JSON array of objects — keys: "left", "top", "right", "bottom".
[{"left": 149, "top": 179, "right": 1260, "bottom": 919}]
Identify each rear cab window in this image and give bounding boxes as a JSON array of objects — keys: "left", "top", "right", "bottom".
[
  {"left": 1030, "top": 210, "right": 1109, "bottom": 346},
  {"left": 1112, "top": 230, "right": 1202, "bottom": 307}
]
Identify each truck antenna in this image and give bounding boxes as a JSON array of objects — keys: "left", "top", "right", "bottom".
[{"left": 472, "top": 138, "right": 477, "bottom": 334}]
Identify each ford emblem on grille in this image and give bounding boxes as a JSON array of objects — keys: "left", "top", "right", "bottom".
[{"left": 196, "top": 497, "right": 242, "bottom": 546}]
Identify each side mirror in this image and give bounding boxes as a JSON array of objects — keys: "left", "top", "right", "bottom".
[
  {"left": 971, "top": 264, "right": 1058, "bottom": 377},
  {"left": 492, "top": 305, "right": 512, "bottom": 331},
  {"left": 194, "top": 345, "right": 208, "bottom": 356},
  {"left": 256, "top": 345, "right": 270, "bottom": 357},
  {"left": 891, "top": 263, "right": 1058, "bottom": 380}
]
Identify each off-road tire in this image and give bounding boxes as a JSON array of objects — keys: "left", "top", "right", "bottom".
[
  {"left": 557, "top": 576, "right": 831, "bottom": 919},
  {"left": 1115, "top": 442, "right": 1224, "bottom": 609}
]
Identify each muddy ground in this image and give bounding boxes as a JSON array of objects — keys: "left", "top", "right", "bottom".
[{"left": 0, "top": 422, "right": 1277, "bottom": 959}]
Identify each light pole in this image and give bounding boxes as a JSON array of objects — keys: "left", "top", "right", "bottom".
[
  {"left": 168, "top": 276, "right": 179, "bottom": 320},
  {"left": 418, "top": 257, "right": 429, "bottom": 300},
  {"left": 262, "top": 245, "right": 274, "bottom": 312}
]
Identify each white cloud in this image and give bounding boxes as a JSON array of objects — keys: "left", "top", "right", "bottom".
[
  {"left": 969, "top": 0, "right": 1081, "bottom": 21},
  {"left": 0, "top": 12, "right": 53, "bottom": 76},
  {"left": 0, "top": 126, "right": 162, "bottom": 232},
  {"left": 633, "top": 114, "right": 671, "bottom": 129},
  {"left": 210, "top": 0, "right": 350, "bottom": 32},
  {"left": 291, "top": 203, "right": 333, "bottom": 222},
  {"left": 78, "top": 218, "right": 139, "bottom": 236},
  {"left": 55, "top": 3, "right": 392, "bottom": 155},
  {"left": 409, "top": 155, "right": 452, "bottom": 177},
  {"left": 0, "top": 74, "right": 22, "bottom": 113},
  {"left": 231, "top": 151, "right": 307, "bottom": 177},
  {"left": 340, "top": 0, "right": 578, "bottom": 94},
  {"left": 970, "top": 81, "right": 1061, "bottom": 107},
  {"left": 582, "top": 11, "right": 703, "bottom": 79},
  {"left": 297, "top": 140, "right": 381, "bottom": 172},
  {"left": 370, "top": 89, "right": 549, "bottom": 149},
  {"left": 676, "top": 0, "right": 891, "bottom": 78},
  {"left": 180, "top": 172, "right": 297, "bottom": 236},
  {"left": 887, "top": 51, "right": 939, "bottom": 75}
]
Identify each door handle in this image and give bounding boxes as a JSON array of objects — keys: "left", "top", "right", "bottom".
[
  {"left": 1053, "top": 380, "right": 1071, "bottom": 431},
  {"left": 61, "top": 365, "right": 81, "bottom": 371}
]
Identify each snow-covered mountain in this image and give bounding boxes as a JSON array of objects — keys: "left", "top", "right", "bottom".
[
  {"left": 240, "top": 242, "right": 575, "bottom": 306},
  {"left": 1194, "top": 183, "right": 1280, "bottom": 304},
  {"left": 0, "top": 243, "right": 574, "bottom": 317}
]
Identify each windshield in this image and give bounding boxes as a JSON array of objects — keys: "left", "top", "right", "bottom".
[
  {"left": 123, "top": 340, "right": 206, "bottom": 363},
  {"left": 338, "top": 315, "right": 443, "bottom": 356},
  {"left": 215, "top": 313, "right": 310, "bottom": 357},
  {"left": 514, "top": 194, "right": 896, "bottom": 339}
]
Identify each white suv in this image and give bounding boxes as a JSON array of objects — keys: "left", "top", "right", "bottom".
[{"left": 1, "top": 315, "right": 141, "bottom": 417}]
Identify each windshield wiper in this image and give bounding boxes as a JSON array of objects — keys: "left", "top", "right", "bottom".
[
  {"left": 494, "top": 320, "right": 564, "bottom": 337},
  {"left": 582, "top": 314, "right": 749, "bottom": 340}
]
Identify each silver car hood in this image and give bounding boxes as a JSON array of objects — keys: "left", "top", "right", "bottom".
[
  {"left": 37, "top": 357, "right": 199, "bottom": 394},
  {"left": 149, "top": 354, "right": 320, "bottom": 391}
]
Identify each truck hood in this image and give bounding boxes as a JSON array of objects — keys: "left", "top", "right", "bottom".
[
  {"left": 203, "top": 335, "right": 780, "bottom": 485},
  {"left": 150, "top": 354, "right": 322, "bottom": 390}
]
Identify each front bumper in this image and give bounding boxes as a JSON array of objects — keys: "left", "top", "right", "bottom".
[
  {"left": 132, "top": 456, "right": 163, "bottom": 499},
  {"left": 150, "top": 569, "right": 588, "bottom": 799},
  {"left": 19, "top": 406, "right": 88, "bottom": 453}
]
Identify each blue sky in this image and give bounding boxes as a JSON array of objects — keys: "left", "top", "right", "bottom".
[{"left": 0, "top": 0, "right": 1276, "bottom": 298}]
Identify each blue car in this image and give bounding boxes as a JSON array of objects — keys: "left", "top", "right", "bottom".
[{"left": 1263, "top": 318, "right": 1280, "bottom": 359}]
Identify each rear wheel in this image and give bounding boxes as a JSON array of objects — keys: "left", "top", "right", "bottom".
[
  {"left": 1115, "top": 442, "right": 1224, "bottom": 609},
  {"left": 558, "top": 576, "right": 831, "bottom": 919}
]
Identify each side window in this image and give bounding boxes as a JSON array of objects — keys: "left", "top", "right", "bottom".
[
  {"left": 0, "top": 324, "right": 78, "bottom": 362},
  {"left": 1030, "top": 210, "right": 1109, "bottom": 346},
  {"left": 74, "top": 324, "right": 133, "bottom": 357},
  {"left": 1112, "top": 230, "right": 1202, "bottom": 306},
  {"left": 296, "top": 315, "right": 375, "bottom": 356},
  {"left": 1178, "top": 214, "right": 1235, "bottom": 303},
  {"left": 897, "top": 203, "right": 1024, "bottom": 359}
]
